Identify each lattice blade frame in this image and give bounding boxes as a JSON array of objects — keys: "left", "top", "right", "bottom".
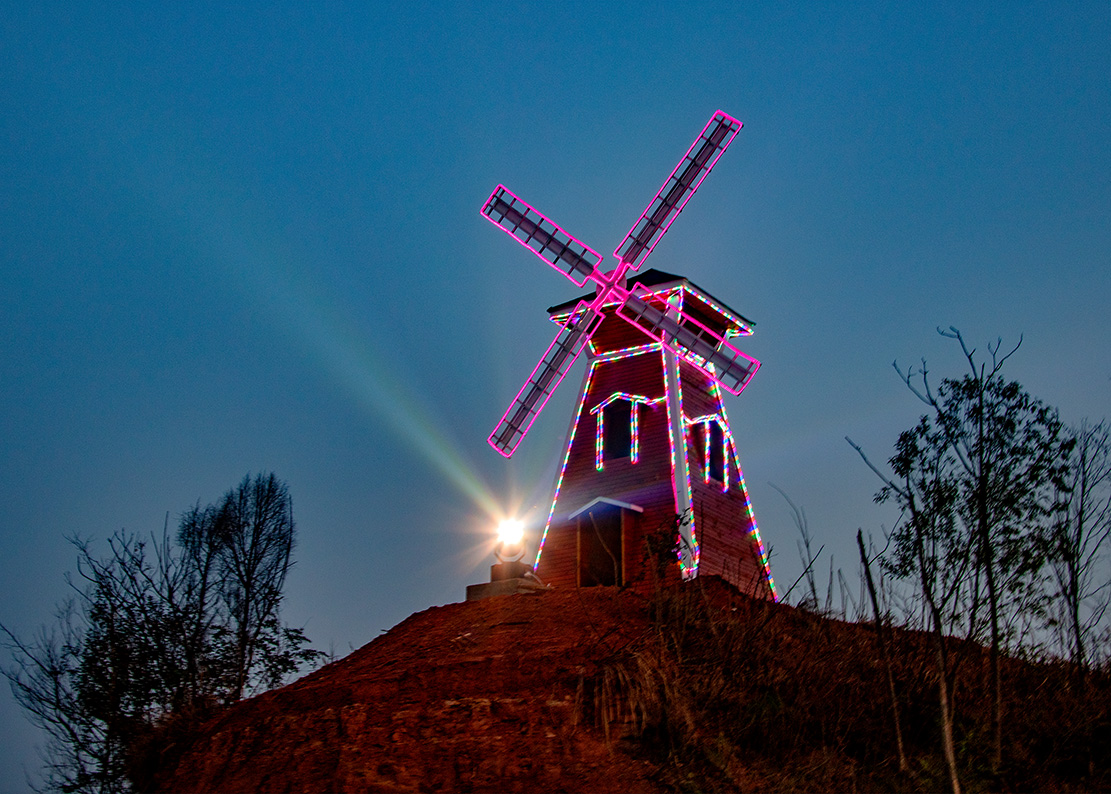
[
  {"left": 481, "top": 185, "right": 603, "bottom": 287},
  {"left": 614, "top": 111, "right": 742, "bottom": 270},
  {"left": 488, "top": 302, "right": 605, "bottom": 457},
  {"left": 618, "top": 290, "right": 760, "bottom": 395}
]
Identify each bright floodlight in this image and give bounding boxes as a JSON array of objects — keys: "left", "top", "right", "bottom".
[{"left": 497, "top": 519, "right": 524, "bottom": 547}]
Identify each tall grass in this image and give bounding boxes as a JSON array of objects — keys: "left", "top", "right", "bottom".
[{"left": 582, "top": 577, "right": 1110, "bottom": 793}]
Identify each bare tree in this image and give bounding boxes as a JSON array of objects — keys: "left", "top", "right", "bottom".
[
  {"left": 849, "top": 422, "right": 972, "bottom": 794},
  {"left": 2, "top": 601, "right": 116, "bottom": 794},
  {"left": 1046, "top": 421, "right": 1111, "bottom": 678},
  {"left": 1, "top": 473, "right": 321, "bottom": 792},
  {"left": 769, "top": 483, "right": 824, "bottom": 611},
  {"left": 214, "top": 473, "right": 297, "bottom": 702}
]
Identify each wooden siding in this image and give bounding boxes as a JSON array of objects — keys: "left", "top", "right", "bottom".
[
  {"left": 680, "top": 361, "right": 772, "bottom": 599},
  {"left": 538, "top": 330, "right": 677, "bottom": 590},
  {"left": 537, "top": 308, "right": 772, "bottom": 599}
]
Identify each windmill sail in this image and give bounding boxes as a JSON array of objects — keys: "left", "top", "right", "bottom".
[
  {"left": 488, "top": 302, "right": 605, "bottom": 457},
  {"left": 482, "top": 111, "right": 755, "bottom": 457},
  {"left": 482, "top": 186, "right": 602, "bottom": 287},
  {"left": 618, "top": 291, "right": 760, "bottom": 395},
  {"left": 614, "top": 111, "right": 742, "bottom": 270}
]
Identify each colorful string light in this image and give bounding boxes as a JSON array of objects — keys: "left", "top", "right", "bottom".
[
  {"left": 685, "top": 413, "right": 733, "bottom": 492},
  {"left": 712, "top": 379, "right": 777, "bottom": 600},
  {"left": 533, "top": 360, "right": 598, "bottom": 572},
  {"left": 594, "top": 340, "right": 663, "bottom": 362},
  {"left": 590, "top": 392, "right": 665, "bottom": 470},
  {"left": 665, "top": 351, "right": 700, "bottom": 576},
  {"left": 679, "top": 283, "right": 754, "bottom": 337},
  {"left": 532, "top": 287, "right": 772, "bottom": 596}
]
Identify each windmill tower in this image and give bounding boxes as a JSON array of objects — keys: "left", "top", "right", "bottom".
[{"left": 481, "top": 111, "right": 774, "bottom": 598}]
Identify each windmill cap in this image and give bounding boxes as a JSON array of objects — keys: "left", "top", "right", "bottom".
[{"left": 547, "top": 268, "right": 755, "bottom": 337}]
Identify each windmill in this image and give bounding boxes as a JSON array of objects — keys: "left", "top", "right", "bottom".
[{"left": 481, "top": 111, "right": 774, "bottom": 597}]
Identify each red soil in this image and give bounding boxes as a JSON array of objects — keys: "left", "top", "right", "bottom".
[{"left": 149, "top": 587, "right": 667, "bottom": 793}]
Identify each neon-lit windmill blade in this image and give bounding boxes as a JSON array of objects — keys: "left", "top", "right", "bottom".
[
  {"left": 488, "top": 303, "right": 604, "bottom": 457},
  {"left": 482, "top": 186, "right": 603, "bottom": 287},
  {"left": 614, "top": 111, "right": 742, "bottom": 270},
  {"left": 481, "top": 110, "right": 752, "bottom": 458},
  {"left": 618, "top": 290, "right": 760, "bottom": 395}
]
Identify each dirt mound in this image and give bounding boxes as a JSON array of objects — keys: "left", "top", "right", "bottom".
[
  {"left": 148, "top": 586, "right": 667, "bottom": 793},
  {"left": 146, "top": 578, "right": 1111, "bottom": 793}
]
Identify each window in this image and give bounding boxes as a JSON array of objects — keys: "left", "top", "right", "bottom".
[
  {"left": 707, "top": 421, "right": 725, "bottom": 483},
  {"left": 690, "top": 416, "right": 728, "bottom": 486},
  {"left": 592, "top": 393, "right": 663, "bottom": 470},
  {"left": 603, "top": 399, "right": 632, "bottom": 462}
]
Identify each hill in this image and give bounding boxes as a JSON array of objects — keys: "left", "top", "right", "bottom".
[{"left": 142, "top": 579, "right": 1109, "bottom": 792}]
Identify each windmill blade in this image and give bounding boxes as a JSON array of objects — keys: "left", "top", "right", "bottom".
[
  {"left": 482, "top": 185, "right": 603, "bottom": 287},
  {"left": 614, "top": 111, "right": 742, "bottom": 270},
  {"left": 489, "top": 302, "right": 605, "bottom": 457},
  {"left": 618, "top": 291, "right": 760, "bottom": 395}
]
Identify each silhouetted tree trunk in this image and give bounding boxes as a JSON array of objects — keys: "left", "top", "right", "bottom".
[
  {"left": 215, "top": 473, "right": 296, "bottom": 702},
  {"left": 1047, "top": 421, "right": 1111, "bottom": 683},
  {"left": 867, "top": 328, "right": 1072, "bottom": 774},
  {"left": 858, "top": 529, "right": 908, "bottom": 773}
]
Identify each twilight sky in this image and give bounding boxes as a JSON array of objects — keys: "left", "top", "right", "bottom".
[{"left": 2, "top": 2, "right": 1109, "bottom": 788}]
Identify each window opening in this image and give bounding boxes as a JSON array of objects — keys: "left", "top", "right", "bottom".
[
  {"left": 688, "top": 414, "right": 730, "bottom": 489},
  {"left": 591, "top": 393, "right": 663, "bottom": 470},
  {"left": 604, "top": 400, "right": 632, "bottom": 462},
  {"left": 708, "top": 420, "right": 725, "bottom": 482}
]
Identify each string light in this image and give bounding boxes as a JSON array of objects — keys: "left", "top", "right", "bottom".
[
  {"left": 531, "top": 289, "right": 771, "bottom": 596},
  {"left": 686, "top": 413, "right": 733, "bottom": 492},
  {"left": 713, "top": 379, "right": 777, "bottom": 600},
  {"left": 679, "top": 284, "right": 754, "bottom": 337},
  {"left": 533, "top": 360, "right": 597, "bottom": 572},
  {"left": 594, "top": 341, "right": 663, "bottom": 362},
  {"left": 663, "top": 350, "right": 700, "bottom": 576},
  {"left": 591, "top": 392, "right": 665, "bottom": 470}
]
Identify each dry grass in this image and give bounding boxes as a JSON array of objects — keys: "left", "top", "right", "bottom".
[{"left": 583, "top": 577, "right": 1111, "bottom": 793}]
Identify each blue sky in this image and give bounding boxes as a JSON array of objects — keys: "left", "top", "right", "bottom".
[{"left": 2, "top": 2, "right": 1109, "bottom": 788}]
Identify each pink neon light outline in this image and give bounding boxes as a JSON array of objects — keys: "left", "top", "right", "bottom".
[
  {"left": 594, "top": 340, "right": 663, "bottom": 362},
  {"left": 613, "top": 111, "right": 742, "bottom": 270},
  {"left": 488, "top": 302, "right": 600, "bottom": 458},
  {"left": 662, "top": 348, "right": 700, "bottom": 576},
  {"left": 533, "top": 360, "right": 598, "bottom": 571},
  {"left": 555, "top": 282, "right": 754, "bottom": 341},
  {"left": 481, "top": 185, "right": 603, "bottom": 289},
  {"left": 674, "top": 357, "right": 700, "bottom": 574},
  {"left": 618, "top": 282, "right": 761, "bottom": 397},
  {"left": 491, "top": 267, "right": 636, "bottom": 457},
  {"left": 712, "top": 379, "right": 777, "bottom": 599},
  {"left": 549, "top": 287, "right": 683, "bottom": 325},
  {"left": 483, "top": 113, "right": 748, "bottom": 459}
]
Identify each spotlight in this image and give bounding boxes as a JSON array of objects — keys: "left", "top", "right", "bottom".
[
  {"left": 495, "top": 519, "right": 525, "bottom": 561},
  {"left": 465, "top": 515, "right": 549, "bottom": 601}
]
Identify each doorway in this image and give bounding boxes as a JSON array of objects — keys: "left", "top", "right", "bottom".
[{"left": 578, "top": 502, "right": 624, "bottom": 587}]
